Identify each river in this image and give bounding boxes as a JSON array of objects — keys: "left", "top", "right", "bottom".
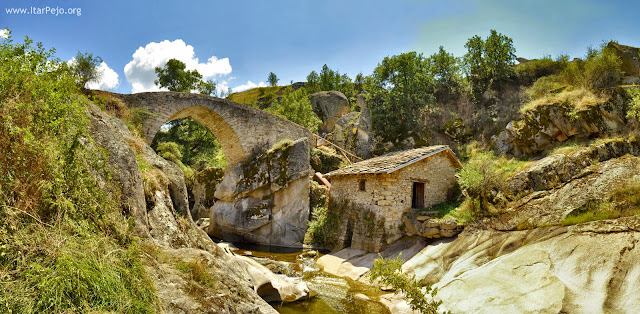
[{"left": 229, "top": 243, "right": 390, "bottom": 314}]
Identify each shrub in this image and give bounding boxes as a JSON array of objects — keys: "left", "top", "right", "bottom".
[
  {"left": 0, "top": 32, "right": 158, "bottom": 313},
  {"left": 267, "top": 87, "right": 321, "bottom": 132},
  {"left": 368, "top": 254, "right": 444, "bottom": 314},
  {"left": 457, "top": 150, "right": 528, "bottom": 216}
]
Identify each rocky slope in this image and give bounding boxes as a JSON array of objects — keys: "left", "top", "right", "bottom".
[{"left": 87, "top": 105, "right": 309, "bottom": 313}]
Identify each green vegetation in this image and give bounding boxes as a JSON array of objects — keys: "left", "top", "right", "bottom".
[
  {"left": 463, "top": 29, "right": 516, "bottom": 100},
  {"left": 304, "top": 182, "right": 338, "bottom": 247},
  {"left": 227, "top": 85, "right": 282, "bottom": 108},
  {"left": 0, "top": 34, "right": 158, "bottom": 313},
  {"left": 627, "top": 88, "right": 640, "bottom": 122},
  {"left": 369, "top": 254, "right": 445, "bottom": 314},
  {"left": 365, "top": 51, "right": 436, "bottom": 144},
  {"left": 71, "top": 51, "right": 103, "bottom": 88},
  {"left": 305, "top": 64, "right": 355, "bottom": 97},
  {"left": 457, "top": 150, "right": 529, "bottom": 216},
  {"left": 267, "top": 86, "right": 322, "bottom": 132},
  {"left": 267, "top": 71, "right": 279, "bottom": 87},
  {"left": 155, "top": 58, "right": 217, "bottom": 95}
]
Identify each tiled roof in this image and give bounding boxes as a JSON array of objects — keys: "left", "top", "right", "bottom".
[{"left": 325, "top": 145, "right": 461, "bottom": 177}]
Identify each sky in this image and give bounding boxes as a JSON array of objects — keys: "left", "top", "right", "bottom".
[{"left": 2, "top": 0, "right": 640, "bottom": 94}]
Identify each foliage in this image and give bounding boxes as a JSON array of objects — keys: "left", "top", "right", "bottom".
[
  {"left": 227, "top": 85, "right": 282, "bottom": 108},
  {"left": 515, "top": 55, "right": 568, "bottom": 85},
  {"left": 155, "top": 58, "right": 206, "bottom": 93},
  {"left": 70, "top": 51, "right": 103, "bottom": 88},
  {"left": 152, "top": 118, "right": 226, "bottom": 171},
  {"left": 0, "top": 33, "right": 158, "bottom": 313},
  {"left": 267, "top": 87, "right": 321, "bottom": 132},
  {"left": 458, "top": 150, "right": 528, "bottom": 216},
  {"left": 428, "top": 46, "right": 462, "bottom": 101},
  {"left": 305, "top": 64, "right": 354, "bottom": 97},
  {"left": 267, "top": 71, "right": 279, "bottom": 87},
  {"left": 197, "top": 79, "right": 217, "bottom": 96},
  {"left": 521, "top": 87, "right": 608, "bottom": 113},
  {"left": 368, "top": 254, "right": 444, "bottom": 314},
  {"left": 626, "top": 88, "right": 640, "bottom": 121},
  {"left": 463, "top": 29, "right": 516, "bottom": 100},
  {"left": 304, "top": 184, "right": 338, "bottom": 247},
  {"left": 365, "top": 52, "right": 435, "bottom": 144}
]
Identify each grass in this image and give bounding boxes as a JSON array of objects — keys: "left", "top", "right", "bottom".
[
  {"left": 227, "top": 85, "right": 284, "bottom": 107},
  {"left": 0, "top": 35, "right": 159, "bottom": 313},
  {"left": 520, "top": 87, "right": 609, "bottom": 113}
]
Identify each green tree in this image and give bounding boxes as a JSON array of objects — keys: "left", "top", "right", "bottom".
[
  {"left": 152, "top": 119, "right": 226, "bottom": 170},
  {"left": 428, "top": 46, "right": 462, "bottom": 101},
  {"left": 154, "top": 58, "right": 203, "bottom": 92},
  {"left": 267, "top": 72, "right": 279, "bottom": 87},
  {"left": 463, "top": 30, "right": 516, "bottom": 100},
  {"left": 71, "top": 51, "right": 103, "bottom": 88},
  {"left": 267, "top": 87, "right": 321, "bottom": 132},
  {"left": 365, "top": 52, "right": 435, "bottom": 143},
  {"left": 369, "top": 254, "right": 444, "bottom": 314},
  {"left": 306, "top": 70, "right": 320, "bottom": 92},
  {"left": 197, "top": 79, "right": 217, "bottom": 96}
]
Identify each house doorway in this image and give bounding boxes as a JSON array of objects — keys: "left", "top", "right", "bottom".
[{"left": 412, "top": 182, "right": 425, "bottom": 208}]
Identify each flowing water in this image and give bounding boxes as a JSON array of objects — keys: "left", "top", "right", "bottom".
[{"left": 230, "top": 243, "right": 390, "bottom": 314}]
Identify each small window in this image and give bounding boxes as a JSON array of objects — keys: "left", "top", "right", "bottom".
[
  {"left": 412, "top": 182, "right": 425, "bottom": 208},
  {"left": 359, "top": 179, "right": 366, "bottom": 191}
]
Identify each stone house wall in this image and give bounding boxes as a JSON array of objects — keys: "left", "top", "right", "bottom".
[{"left": 328, "top": 153, "right": 457, "bottom": 252}]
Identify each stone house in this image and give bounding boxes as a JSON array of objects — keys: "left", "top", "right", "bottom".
[{"left": 324, "top": 145, "right": 462, "bottom": 252}]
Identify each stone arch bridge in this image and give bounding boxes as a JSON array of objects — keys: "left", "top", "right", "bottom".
[
  {"left": 114, "top": 91, "right": 313, "bottom": 247},
  {"left": 118, "top": 92, "right": 311, "bottom": 169}
]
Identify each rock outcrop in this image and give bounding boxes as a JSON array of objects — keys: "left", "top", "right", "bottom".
[
  {"left": 330, "top": 94, "right": 374, "bottom": 158},
  {"left": 310, "top": 91, "right": 351, "bottom": 134},
  {"left": 87, "top": 105, "right": 309, "bottom": 313},
  {"left": 209, "top": 139, "right": 312, "bottom": 247},
  {"left": 403, "top": 217, "right": 640, "bottom": 313},
  {"left": 492, "top": 138, "right": 640, "bottom": 230},
  {"left": 493, "top": 88, "right": 630, "bottom": 155}
]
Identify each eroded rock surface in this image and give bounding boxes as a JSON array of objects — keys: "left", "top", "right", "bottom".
[
  {"left": 310, "top": 91, "right": 351, "bottom": 134},
  {"left": 403, "top": 218, "right": 640, "bottom": 313},
  {"left": 210, "top": 138, "right": 312, "bottom": 247}
]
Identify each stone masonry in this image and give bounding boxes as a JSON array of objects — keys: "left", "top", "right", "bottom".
[
  {"left": 117, "top": 92, "right": 311, "bottom": 169},
  {"left": 326, "top": 148, "right": 460, "bottom": 252}
]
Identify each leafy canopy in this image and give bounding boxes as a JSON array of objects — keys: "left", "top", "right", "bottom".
[{"left": 155, "top": 58, "right": 217, "bottom": 95}]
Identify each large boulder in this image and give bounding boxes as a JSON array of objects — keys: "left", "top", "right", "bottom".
[
  {"left": 210, "top": 138, "right": 312, "bottom": 247},
  {"left": 310, "top": 91, "right": 350, "bottom": 134},
  {"left": 330, "top": 94, "right": 374, "bottom": 158}
]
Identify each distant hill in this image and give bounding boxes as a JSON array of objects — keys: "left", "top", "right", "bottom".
[{"left": 228, "top": 82, "right": 305, "bottom": 109}]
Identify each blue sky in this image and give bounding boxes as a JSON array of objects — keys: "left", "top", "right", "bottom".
[{"left": 2, "top": 0, "right": 640, "bottom": 94}]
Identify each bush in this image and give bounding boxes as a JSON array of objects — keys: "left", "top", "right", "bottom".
[
  {"left": 457, "top": 150, "right": 528, "bottom": 216},
  {"left": 626, "top": 88, "right": 640, "bottom": 121},
  {"left": 515, "top": 55, "right": 568, "bottom": 85},
  {"left": 368, "top": 254, "right": 444, "bottom": 314},
  {"left": 267, "top": 87, "right": 321, "bottom": 132},
  {"left": 0, "top": 33, "right": 158, "bottom": 313}
]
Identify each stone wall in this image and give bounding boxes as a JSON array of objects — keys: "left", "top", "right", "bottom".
[{"left": 328, "top": 153, "right": 458, "bottom": 252}]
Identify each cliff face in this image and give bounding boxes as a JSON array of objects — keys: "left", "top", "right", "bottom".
[{"left": 87, "top": 105, "right": 308, "bottom": 313}]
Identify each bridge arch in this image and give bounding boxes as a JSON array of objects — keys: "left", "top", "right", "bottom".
[{"left": 118, "top": 92, "right": 310, "bottom": 169}]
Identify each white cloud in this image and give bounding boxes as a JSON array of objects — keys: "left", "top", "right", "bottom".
[
  {"left": 86, "top": 62, "right": 120, "bottom": 90},
  {"left": 124, "top": 39, "right": 232, "bottom": 93},
  {"left": 0, "top": 29, "right": 8, "bottom": 39},
  {"left": 232, "top": 81, "right": 267, "bottom": 93}
]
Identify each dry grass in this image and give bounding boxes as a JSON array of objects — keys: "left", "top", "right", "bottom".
[{"left": 520, "top": 87, "right": 609, "bottom": 113}]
